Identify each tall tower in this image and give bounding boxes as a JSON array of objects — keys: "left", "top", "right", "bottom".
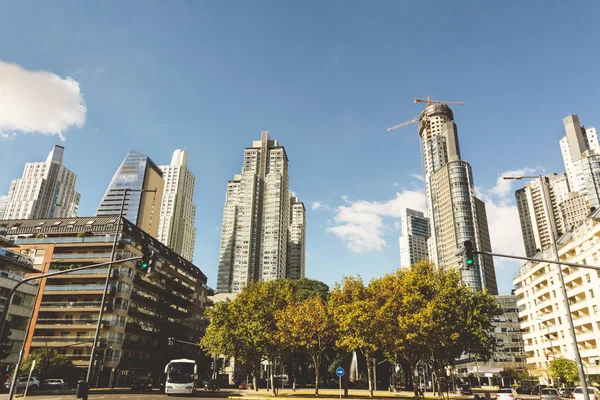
[
  {"left": 217, "top": 132, "right": 290, "bottom": 293},
  {"left": 287, "top": 195, "right": 306, "bottom": 280},
  {"left": 399, "top": 208, "right": 429, "bottom": 268},
  {"left": 419, "top": 104, "right": 498, "bottom": 294},
  {"left": 1, "top": 145, "right": 80, "bottom": 220},
  {"left": 560, "top": 115, "right": 600, "bottom": 195},
  {"left": 157, "top": 149, "right": 197, "bottom": 262},
  {"left": 96, "top": 150, "right": 164, "bottom": 238}
]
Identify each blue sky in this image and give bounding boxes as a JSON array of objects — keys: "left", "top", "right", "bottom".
[{"left": 1, "top": 0, "right": 599, "bottom": 293}]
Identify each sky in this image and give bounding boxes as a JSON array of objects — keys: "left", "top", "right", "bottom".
[{"left": 1, "top": 0, "right": 599, "bottom": 294}]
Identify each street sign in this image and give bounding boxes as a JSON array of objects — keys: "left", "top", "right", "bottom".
[{"left": 336, "top": 367, "right": 345, "bottom": 377}]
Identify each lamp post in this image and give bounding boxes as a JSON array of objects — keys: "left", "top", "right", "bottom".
[
  {"left": 503, "top": 175, "right": 588, "bottom": 400},
  {"left": 85, "top": 188, "right": 157, "bottom": 387}
]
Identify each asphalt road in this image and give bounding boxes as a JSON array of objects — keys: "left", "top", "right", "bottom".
[{"left": 0, "top": 389, "right": 235, "bottom": 400}]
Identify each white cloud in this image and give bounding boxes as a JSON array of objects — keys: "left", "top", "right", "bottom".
[
  {"left": 327, "top": 190, "right": 427, "bottom": 253},
  {"left": 411, "top": 173, "right": 425, "bottom": 182},
  {"left": 311, "top": 201, "right": 331, "bottom": 211},
  {"left": 0, "top": 60, "right": 86, "bottom": 140},
  {"left": 490, "top": 168, "right": 537, "bottom": 201}
]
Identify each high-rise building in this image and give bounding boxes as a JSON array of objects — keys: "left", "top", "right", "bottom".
[
  {"left": 417, "top": 104, "right": 498, "bottom": 294},
  {"left": 96, "top": 151, "right": 164, "bottom": 238},
  {"left": 1, "top": 145, "right": 80, "bottom": 220},
  {"left": 561, "top": 115, "right": 600, "bottom": 206},
  {"left": 287, "top": 196, "right": 306, "bottom": 280},
  {"left": 560, "top": 192, "right": 591, "bottom": 232},
  {"left": 513, "top": 211, "right": 600, "bottom": 384},
  {"left": 216, "top": 132, "right": 292, "bottom": 293},
  {"left": 515, "top": 173, "right": 570, "bottom": 258},
  {"left": 399, "top": 208, "right": 429, "bottom": 268},
  {"left": 157, "top": 149, "right": 196, "bottom": 262}
]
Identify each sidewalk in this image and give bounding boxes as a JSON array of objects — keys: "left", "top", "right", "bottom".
[{"left": 232, "top": 388, "right": 474, "bottom": 400}]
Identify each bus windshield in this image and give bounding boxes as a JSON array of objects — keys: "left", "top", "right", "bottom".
[{"left": 167, "top": 362, "right": 195, "bottom": 384}]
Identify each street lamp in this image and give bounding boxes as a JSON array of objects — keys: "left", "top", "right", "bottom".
[
  {"left": 503, "top": 175, "right": 588, "bottom": 400},
  {"left": 85, "top": 188, "right": 157, "bottom": 387}
]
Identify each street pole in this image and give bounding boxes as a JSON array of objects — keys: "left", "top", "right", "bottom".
[
  {"left": 504, "top": 175, "right": 589, "bottom": 400},
  {"left": 85, "top": 188, "right": 156, "bottom": 387}
]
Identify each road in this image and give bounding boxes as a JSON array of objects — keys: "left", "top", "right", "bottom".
[{"left": 0, "top": 389, "right": 235, "bottom": 400}]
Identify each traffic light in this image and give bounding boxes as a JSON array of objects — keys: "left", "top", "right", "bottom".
[
  {"left": 139, "top": 247, "right": 157, "bottom": 273},
  {"left": 168, "top": 337, "right": 174, "bottom": 347},
  {"left": 463, "top": 240, "right": 474, "bottom": 269}
]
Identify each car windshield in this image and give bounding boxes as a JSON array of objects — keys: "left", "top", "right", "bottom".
[
  {"left": 542, "top": 389, "right": 557, "bottom": 394},
  {"left": 167, "top": 363, "right": 194, "bottom": 384},
  {"left": 498, "top": 389, "right": 513, "bottom": 393},
  {"left": 462, "top": 385, "right": 470, "bottom": 389},
  {"left": 574, "top": 388, "right": 596, "bottom": 394}
]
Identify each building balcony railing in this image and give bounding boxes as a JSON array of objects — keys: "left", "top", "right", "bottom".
[
  {"left": 15, "top": 235, "right": 119, "bottom": 245},
  {"left": 31, "top": 336, "right": 101, "bottom": 344},
  {"left": 35, "top": 318, "right": 108, "bottom": 326},
  {"left": 47, "top": 268, "right": 109, "bottom": 276},
  {"left": 0, "top": 247, "right": 34, "bottom": 268},
  {"left": 51, "top": 251, "right": 135, "bottom": 261},
  {"left": 0, "top": 271, "right": 39, "bottom": 287},
  {"left": 64, "top": 354, "right": 92, "bottom": 361},
  {"left": 40, "top": 301, "right": 103, "bottom": 309},
  {"left": 44, "top": 284, "right": 106, "bottom": 291}
]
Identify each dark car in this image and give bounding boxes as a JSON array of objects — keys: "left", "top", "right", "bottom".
[
  {"left": 460, "top": 385, "right": 473, "bottom": 395},
  {"left": 532, "top": 385, "right": 548, "bottom": 395},
  {"left": 204, "top": 379, "right": 219, "bottom": 391},
  {"left": 517, "top": 387, "right": 532, "bottom": 394},
  {"left": 131, "top": 377, "right": 153, "bottom": 392},
  {"left": 559, "top": 387, "right": 575, "bottom": 399}
]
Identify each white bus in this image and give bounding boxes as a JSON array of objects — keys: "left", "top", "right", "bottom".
[{"left": 164, "top": 358, "right": 198, "bottom": 395}]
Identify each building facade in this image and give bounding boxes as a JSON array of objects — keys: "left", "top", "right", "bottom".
[
  {"left": 561, "top": 115, "right": 599, "bottom": 196},
  {"left": 0, "top": 234, "right": 38, "bottom": 373},
  {"left": 96, "top": 151, "right": 164, "bottom": 238},
  {"left": 399, "top": 208, "right": 430, "bottom": 268},
  {"left": 287, "top": 196, "right": 306, "bottom": 280},
  {"left": 515, "top": 173, "right": 570, "bottom": 258},
  {"left": 0, "top": 216, "right": 209, "bottom": 387},
  {"left": 1, "top": 145, "right": 80, "bottom": 220},
  {"left": 217, "top": 132, "right": 297, "bottom": 294},
  {"left": 417, "top": 104, "right": 498, "bottom": 294},
  {"left": 513, "top": 211, "right": 600, "bottom": 384},
  {"left": 157, "top": 149, "right": 196, "bottom": 262},
  {"left": 561, "top": 193, "right": 591, "bottom": 233}
]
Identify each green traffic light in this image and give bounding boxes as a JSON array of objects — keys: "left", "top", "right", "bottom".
[
  {"left": 141, "top": 262, "right": 148, "bottom": 269},
  {"left": 466, "top": 259, "right": 474, "bottom": 265}
]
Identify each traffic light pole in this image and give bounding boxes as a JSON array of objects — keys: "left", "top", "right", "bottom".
[
  {"left": 2, "top": 257, "right": 141, "bottom": 400},
  {"left": 473, "top": 250, "right": 600, "bottom": 272}
]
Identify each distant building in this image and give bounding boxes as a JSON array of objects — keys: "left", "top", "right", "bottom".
[
  {"left": 157, "top": 149, "right": 196, "bottom": 262},
  {"left": 96, "top": 151, "right": 164, "bottom": 238},
  {"left": 0, "top": 216, "right": 209, "bottom": 386},
  {"left": 287, "top": 196, "right": 306, "bottom": 280},
  {"left": 417, "top": 104, "right": 498, "bottom": 294},
  {"left": 560, "top": 192, "right": 592, "bottom": 233},
  {"left": 399, "top": 208, "right": 429, "bottom": 268},
  {"left": 0, "top": 234, "right": 38, "bottom": 370},
  {"left": 1, "top": 145, "right": 80, "bottom": 220},
  {"left": 515, "top": 173, "right": 570, "bottom": 257},
  {"left": 513, "top": 210, "right": 600, "bottom": 384}
]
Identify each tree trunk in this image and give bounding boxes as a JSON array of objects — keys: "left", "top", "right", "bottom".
[
  {"left": 270, "top": 361, "right": 277, "bottom": 396},
  {"left": 366, "top": 352, "right": 373, "bottom": 398},
  {"left": 314, "top": 355, "right": 320, "bottom": 397},
  {"left": 253, "top": 361, "right": 259, "bottom": 392},
  {"left": 344, "top": 352, "right": 351, "bottom": 398}
]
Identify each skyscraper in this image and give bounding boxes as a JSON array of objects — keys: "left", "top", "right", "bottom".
[
  {"left": 157, "top": 149, "right": 197, "bottom": 262},
  {"left": 418, "top": 104, "right": 498, "bottom": 294},
  {"left": 515, "top": 173, "right": 570, "bottom": 257},
  {"left": 288, "top": 195, "right": 306, "bottom": 280},
  {"left": 1, "top": 145, "right": 80, "bottom": 220},
  {"left": 399, "top": 208, "right": 429, "bottom": 268},
  {"left": 217, "top": 132, "right": 293, "bottom": 293},
  {"left": 96, "top": 150, "right": 164, "bottom": 238},
  {"left": 560, "top": 115, "right": 600, "bottom": 213}
]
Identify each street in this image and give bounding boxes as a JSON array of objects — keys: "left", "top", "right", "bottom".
[{"left": 0, "top": 389, "right": 236, "bottom": 400}]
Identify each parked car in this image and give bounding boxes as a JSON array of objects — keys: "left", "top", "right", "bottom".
[
  {"left": 533, "top": 385, "right": 549, "bottom": 395},
  {"left": 460, "top": 385, "right": 473, "bottom": 395},
  {"left": 239, "top": 382, "right": 248, "bottom": 390},
  {"left": 204, "top": 379, "right": 219, "bottom": 391},
  {"left": 572, "top": 387, "right": 600, "bottom": 400},
  {"left": 541, "top": 388, "right": 560, "bottom": 400},
  {"left": 5, "top": 377, "right": 41, "bottom": 390},
  {"left": 559, "top": 388, "right": 575, "bottom": 399},
  {"left": 44, "top": 379, "right": 68, "bottom": 390},
  {"left": 496, "top": 388, "right": 522, "bottom": 400},
  {"left": 130, "top": 377, "right": 153, "bottom": 392},
  {"left": 517, "top": 387, "right": 532, "bottom": 394}
]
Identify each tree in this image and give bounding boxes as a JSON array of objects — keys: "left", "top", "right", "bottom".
[
  {"left": 276, "top": 296, "right": 336, "bottom": 397},
  {"left": 19, "top": 346, "right": 74, "bottom": 382},
  {"left": 330, "top": 276, "right": 380, "bottom": 398},
  {"left": 549, "top": 358, "right": 578, "bottom": 385}
]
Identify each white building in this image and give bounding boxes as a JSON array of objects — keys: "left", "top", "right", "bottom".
[
  {"left": 399, "top": 208, "right": 430, "bottom": 268},
  {"left": 515, "top": 173, "right": 570, "bottom": 258},
  {"left": 157, "top": 149, "right": 197, "bottom": 262},
  {"left": 287, "top": 196, "right": 306, "bottom": 280},
  {"left": 1, "top": 145, "right": 80, "bottom": 220},
  {"left": 513, "top": 211, "right": 600, "bottom": 384},
  {"left": 561, "top": 115, "right": 600, "bottom": 203},
  {"left": 217, "top": 132, "right": 292, "bottom": 293}
]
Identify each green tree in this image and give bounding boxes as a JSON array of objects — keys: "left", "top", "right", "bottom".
[
  {"left": 19, "top": 346, "right": 74, "bottom": 382},
  {"left": 276, "top": 296, "right": 336, "bottom": 397},
  {"left": 549, "top": 358, "right": 578, "bottom": 385},
  {"left": 330, "top": 276, "right": 380, "bottom": 398}
]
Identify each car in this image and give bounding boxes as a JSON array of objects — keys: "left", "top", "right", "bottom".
[
  {"left": 572, "top": 387, "right": 599, "bottom": 400},
  {"left": 204, "top": 379, "right": 219, "bottom": 391},
  {"left": 239, "top": 382, "right": 248, "bottom": 390},
  {"left": 517, "top": 387, "right": 532, "bottom": 394},
  {"left": 496, "top": 388, "right": 522, "bottom": 400},
  {"left": 6, "top": 376, "right": 41, "bottom": 390},
  {"left": 541, "top": 388, "right": 560, "bottom": 400},
  {"left": 533, "top": 386, "right": 549, "bottom": 395},
  {"left": 560, "top": 388, "right": 575, "bottom": 399},
  {"left": 460, "top": 385, "right": 473, "bottom": 395},
  {"left": 44, "top": 379, "right": 68, "bottom": 390},
  {"left": 130, "top": 377, "right": 153, "bottom": 392}
]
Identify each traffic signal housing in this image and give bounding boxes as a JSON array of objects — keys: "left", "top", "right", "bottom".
[
  {"left": 168, "top": 337, "right": 174, "bottom": 347},
  {"left": 139, "top": 246, "right": 158, "bottom": 275},
  {"left": 463, "top": 240, "right": 474, "bottom": 269}
]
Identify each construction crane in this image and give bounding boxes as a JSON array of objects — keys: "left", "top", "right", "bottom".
[{"left": 387, "top": 96, "right": 464, "bottom": 131}]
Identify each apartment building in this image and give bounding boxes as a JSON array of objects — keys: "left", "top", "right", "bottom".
[
  {"left": 0, "top": 234, "right": 38, "bottom": 371},
  {"left": 399, "top": 208, "right": 429, "bottom": 268},
  {"left": 1, "top": 145, "right": 80, "bottom": 220},
  {"left": 0, "top": 216, "right": 209, "bottom": 387},
  {"left": 561, "top": 115, "right": 599, "bottom": 197},
  {"left": 513, "top": 210, "right": 600, "bottom": 384},
  {"left": 287, "top": 196, "right": 306, "bottom": 280}
]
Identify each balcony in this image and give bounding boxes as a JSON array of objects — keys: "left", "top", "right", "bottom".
[
  {"left": 40, "top": 301, "right": 103, "bottom": 311},
  {"left": 35, "top": 318, "right": 108, "bottom": 329},
  {"left": 51, "top": 251, "right": 134, "bottom": 261},
  {"left": 44, "top": 284, "right": 106, "bottom": 293},
  {"left": 15, "top": 236, "right": 118, "bottom": 245},
  {"left": 0, "top": 248, "right": 34, "bottom": 269},
  {"left": 31, "top": 336, "right": 103, "bottom": 346}
]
